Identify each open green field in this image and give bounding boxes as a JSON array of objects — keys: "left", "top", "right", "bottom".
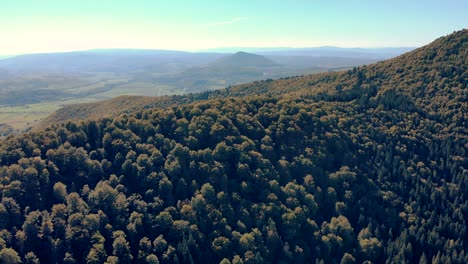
[
  {"left": 0, "top": 82, "right": 186, "bottom": 131},
  {"left": 0, "top": 102, "right": 62, "bottom": 131}
]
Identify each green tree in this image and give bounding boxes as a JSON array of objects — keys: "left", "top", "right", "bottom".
[
  {"left": 53, "top": 182, "right": 68, "bottom": 202},
  {"left": 0, "top": 248, "right": 21, "bottom": 264},
  {"left": 340, "top": 253, "right": 355, "bottom": 264},
  {"left": 145, "top": 254, "right": 160, "bottom": 264},
  {"left": 112, "top": 231, "right": 133, "bottom": 263},
  {"left": 24, "top": 251, "right": 40, "bottom": 264}
]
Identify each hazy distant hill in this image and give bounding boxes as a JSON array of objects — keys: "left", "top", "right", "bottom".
[
  {"left": 155, "top": 52, "right": 289, "bottom": 92},
  {"left": 204, "top": 46, "right": 415, "bottom": 58},
  {"left": 1, "top": 47, "right": 411, "bottom": 131},
  {"left": 0, "top": 68, "right": 10, "bottom": 77},
  {"left": 211, "top": 51, "right": 278, "bottom": 68},
  {"left": 267, "top": 55, "right": 379, "bottom": 69},
  {"left": 0, "top": 49, "right": 224, "bottom": 73}
]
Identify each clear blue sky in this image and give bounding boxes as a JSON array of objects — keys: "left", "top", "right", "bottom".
[{"left": 1, "top": 0, "right": 466, "bottom": 55}]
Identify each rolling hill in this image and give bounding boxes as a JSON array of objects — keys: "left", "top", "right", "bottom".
[
  {"left": 38, "top": 29, "right": 467, "bottom": 129},
  {"left": 211, "top": 51, "right": 278, "bottom": 68},
  {"left": 155, "top": 52, "right": 289, "bottom": 93},
  {"left": 0, "top": 48, "right": 401, "bottom": 131}
]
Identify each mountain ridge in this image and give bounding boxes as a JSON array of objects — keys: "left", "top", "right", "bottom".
[
  {"left": 35, "top": 29, "right": 467, "bottom": 130},
  {"left": 210, "top": 51, "right": 279, "bottom": 68},
  {"left": 201, "top": 46, "right": 416, "bottom": 57}
]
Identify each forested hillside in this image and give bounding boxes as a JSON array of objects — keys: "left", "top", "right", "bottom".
[
  {"left": 37, "top": 30, "right": 466, "bottom": 131},
  {"left": 0, "top": 30, "right": 466, "bottom": 263}
]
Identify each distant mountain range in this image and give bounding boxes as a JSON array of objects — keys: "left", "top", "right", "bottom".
[
  {"left": 155, "top": 52, "right": 289, "bottom": 92},
  {"left": 201, "top": 46, "right": 416, "bottom": 58},
  {"left": 0, "top": 50, "right": 223, "bottom": 73},
  {"left": 0, "top": 46, "right": 416, "bottom": 64},
  {"left": 0, "top": 46, "right": 410, "bottom": 77},
  {"left": 0, "top": 46, "right": 414, "bottom": 131}
]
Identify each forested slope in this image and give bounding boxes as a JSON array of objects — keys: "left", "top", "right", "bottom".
[
  {"left": 223, "top": 30, "right": 467, "bottom": 116},
  {"left": 0, "top": 30, "right": 466, "bottom": 263},
  {"left": 37, "top": 30, "right": 466, "bottom": 131}
]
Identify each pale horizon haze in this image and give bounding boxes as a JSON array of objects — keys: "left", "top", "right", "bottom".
[{"left": 1, "top": 0, "right": 467, "bottom": 56}]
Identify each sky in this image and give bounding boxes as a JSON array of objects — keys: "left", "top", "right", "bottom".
[{"left": 0, "top": 0, "right": 467, "bottom": 55}]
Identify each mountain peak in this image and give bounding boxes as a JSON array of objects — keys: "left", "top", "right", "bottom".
[
  {"left": 212, "top": 51, "right": 278, "bottom": 67},
  {"left": 233, "top": 51, "right": 250, "bottom": 55}
]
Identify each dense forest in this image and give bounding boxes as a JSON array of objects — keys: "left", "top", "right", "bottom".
[{"left": 0, "top": 30, "right": 466, "bottom": 263}]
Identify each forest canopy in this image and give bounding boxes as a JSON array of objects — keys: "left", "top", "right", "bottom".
[{"left": 0, "top": 30, "right": 466, "bottom": 264}]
